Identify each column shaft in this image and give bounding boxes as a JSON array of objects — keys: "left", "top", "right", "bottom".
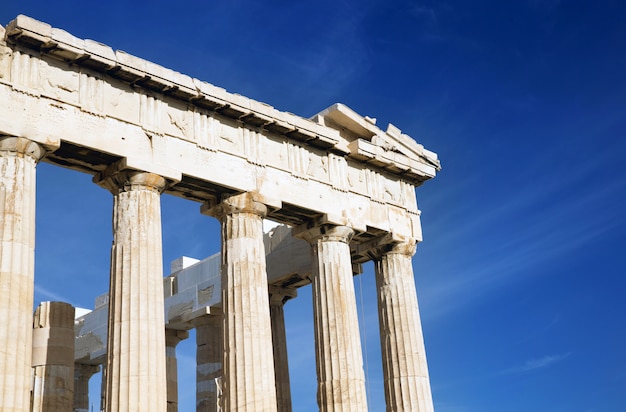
[
  {"left": 73, "top": 364, "right": 100, "bottom": 412},
  {"left": 195, "top": 315, "right": 223, "bottom": 412},
  {"left": 375, "top": 243, "right": 433, "bottom": 412},
  {"left": 166, "top": 329, "right": 189, "bottom": 412},
  {"left": 0, "top": 136, "right": 45, "bottom": 412},
  {"left": 96, "top": 170, "right": 168, "bottom": 412},
  {"left": 297, "top": 224, "right": 368, "bottom": 412},
  {"left": 31, "top": 301, "right": 76, "bottom": 412},
  {"left": 205, "top": 192, "right": 277, "bottom": 411},
  {"left": 269, "top": 287, "right": 296, "bottom": 412}
]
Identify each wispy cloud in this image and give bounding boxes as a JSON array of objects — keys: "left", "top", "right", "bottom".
[
  {"left": 502, "top": 352, "right": 572, "bottom": 375},
  {"left": 418, "top": 139, "right": 626, "bottom": 320},
  {"left": 34, "top": 284, "right": 71, "bottom": 304}
]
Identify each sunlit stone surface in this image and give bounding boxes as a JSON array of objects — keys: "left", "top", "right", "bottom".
[
  {"left": 95, "top": 170, "right": 169, "bottom": 412},
  {"left": 0, "top": 136, "right": 46, "bottom": 412},
  {"left": 204, "top": 193, "right": 278, "bottom": 412},
  {"left": 295, "top": 224, "right": 368, "bottom": 411},
  {"left": 0, "top": 14, "right": 440, "bottom": 412},
  {"left": 375, "top": 242, "right": 434, "bottom": 412}
]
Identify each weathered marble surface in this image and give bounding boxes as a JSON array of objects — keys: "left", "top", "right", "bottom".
[
  {"left": 73, "top": 364, "right": 100, "bottom": 412},
  {"left": 375, "top": 242, "right": 434, "bottom": 412},
  {"left": 194, "top": 315, "right": 223, "bottom": 412},
  {"left": 0, "top": 136, "right": 47, "bottom": 412},
  {"left": 295, "top": 224, "right": 368, "bottom": 412},
  {"left": 0, "top": 14, "right": 441, "bottom": 412},
  {"left": 96, "top": 170, "right": 169, "bottom": 412},
  {"left": 31, "top": 301, "right": 76, "bottom": 412},
  {"left": 166, "top": 329, "right": 189, "bottom": 412},
  {"left": 1, "top": 15, "right": 439, "bottom": 244},
  {"left": 270, "top": 286, "right": 297, "bottom": 412},
  {"left": 204, "top": 193, "right": 278, "bottom": 412}
]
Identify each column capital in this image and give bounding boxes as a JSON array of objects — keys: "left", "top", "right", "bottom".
[
  {"left": 190, "top": 312, "right": 223, "bottom": 328},
  {"left": 0, "top": 135, "right": 47, "bottom": 161},
  {"left": 269, "top": 286, "right": 297, "bottom": 306},
  {"left": 201, "top": 192, "right": 271, "bottom": 219},
  {"left": 383, "top": 239, "right": 417, "bottom": 257},
  {"left": 165, "top": 328, "right": 189, "bottom": 347},
  {"left": 94, "top": 168, "right": 167, "bottom": 195},
  {"left": 293, "top": 223, "right": 354, "bottom": 244},
  {"left": 75, "top": 363, "right": 101, "bottom": 379},
  {"left": 352, "top": 232, "right": 418, "bottom": 261}
]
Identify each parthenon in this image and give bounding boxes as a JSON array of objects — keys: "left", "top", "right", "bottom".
[{"left": 0, "top": 15, "right": 441, "bottom": 412}]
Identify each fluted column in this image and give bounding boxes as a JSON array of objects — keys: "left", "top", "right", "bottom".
[
  {"left": 73, "top": 363, "right": 100, "bottom": 412},
  {"left": 194, "top": 315, "right": 223, "bottom": 412},
  {"left": 31, "top": 301, "right": 76, "bottom": 412},
  {"left": 295, "top": 224, "right": 368, "bottom": 412},
  {"left": 375, "top": 241, "right": 433, "bottom": 412},
  {"left": 203, "top": 192, "right": 277, "bottom": 412},
  {"left": 0, "top": 136, "right": 46, "bottom": 412},
  {"left": 166, "top": 329, "right": 189, "bottom": 412},
  {"left": 269, "top": 286, "right": 297, "bottom": 412},
  {"left": 95, "top": 169, "right": 168, "bottom": 412}
]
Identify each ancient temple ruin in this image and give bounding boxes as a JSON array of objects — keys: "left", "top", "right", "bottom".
[{"left": 0, "top": 15, "right": 441, "bottom": 412}]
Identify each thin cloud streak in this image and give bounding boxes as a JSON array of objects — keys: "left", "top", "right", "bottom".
[
  {"left": 419, "top": 143, "right": 626, "bottom": 320},
  {"left": 502, "top": 352, "right": 572, "bottom": 375},
  {"left": 34, "top": 284, "right": 71, "bottom": 304}
]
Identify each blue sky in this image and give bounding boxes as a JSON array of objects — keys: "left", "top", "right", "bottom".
[{"left": 2, "top": 1, "right": 625, "bottom": 411}]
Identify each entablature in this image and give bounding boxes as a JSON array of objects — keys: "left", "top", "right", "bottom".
[{"left": 1, "top": 15, "right": 439, "bottom": 243}]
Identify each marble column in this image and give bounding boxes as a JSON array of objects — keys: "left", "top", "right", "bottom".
[
  {"left": 0, "top": 136, "right": 46, "bottom": 412},
  {"left": 194, "top": 315, "right": 223, "bottom": 412},
  {"left": 166, "top": 329, "right": 189, "bottom": 412},
  {"left": 375, "top": 242, "right": 433, "bottom": 412},
  {"left": 269, "top": 286, "right": 297, "bottom": 412},
  {"left": 100, "top": 365, "right": 107, "bottom": 412},
  {"left": 95, "top": 169, "right": 168, "bottom": 412},
  {"left": 295, "top": 224, "right": 368, "bottom": 412},
  {"left": 73, "top": 364, "right": 100, "bottom": 412},
  {"left": 31, "top": 301, "right": 76, "bottom": 412},
  {"left": 203, "top": 192, "right": 277, "bottom": 412}
]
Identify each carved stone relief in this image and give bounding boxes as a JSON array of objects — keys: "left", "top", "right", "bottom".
[
  {"left": 195, "top": 110, "right": 217, "bottom": 151},
  {"left": 10, "top": 50, "right": 40, "bottom": 94},
  {"left": 79, "top": 72, "right": 104, "bottom": 114}
]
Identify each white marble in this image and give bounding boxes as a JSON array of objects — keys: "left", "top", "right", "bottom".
[
  {"left": 95, "top": 169, "right": 169, "bottom": 412},
  {"left": 295, "top": 224, "right": 368, "bottom": 412},
  {"left": 0, "top": 136, "right": 45, "bottom": 412},
  {"left": 375, "top": 242, "right": 434, "bottom": 412},
  {"left": 204, "top": 192, "right": 278, "bottom": 412},
  {"left": 0, "top": 15, "right": 441, "bottom": 412}
]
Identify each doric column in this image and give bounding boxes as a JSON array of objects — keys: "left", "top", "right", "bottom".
[
  {"left": 375, "top": 241, "right": 433, "bottom": 412},
  {"left": 0, "top": 136, "right": 46, "bottom": 412},
  {"left": 295, "top": 224, "right": 368, "bottom": 412},
  {"left": 100, "top": 364, "right": 107, "bottom": 412},
  {"left": 203, "top": 192, "right": 277, "bottom": 412},
  {"left": 73, "top": 364, "right": 100, "bottom": 412},
  {"left": 269, "top": 286, "right": 297, "bottom": 412},
  {"left": 166, "top": 329, "right": 189, "bottom": 412},
  {"left": 94, "top": 168, "right": 169, "bottom": 412},
  {"left": 194, "top": 315, "right": 223, "bottom": 412},
  {"left": 31, "top": 301, "right": 76, "bottom": 412}
]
